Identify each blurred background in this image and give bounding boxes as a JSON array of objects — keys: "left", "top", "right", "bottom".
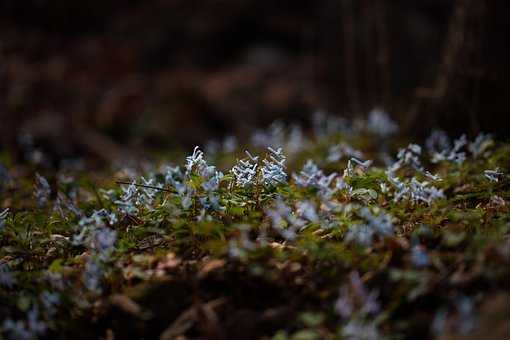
[{"left": 1, "top": 0, "right": 509, "bottom": 165}]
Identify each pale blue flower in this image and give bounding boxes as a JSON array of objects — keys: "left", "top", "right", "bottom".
[
  {"left": 0, "top": 208, "right": 8, "bottom": 230},
  {"left": 468, "top": 133, "right": 493, "bottom": 158},
  {"left": 327, "top": 142, "right": 363, "bottom": 163},
  {"left": 0, "top": 263, "right": 16, "bottom": 288},
  {"left": 261, "top": 147, "right": 287, "bottom": 187},
  {"left": 231, "top": 151, "right": 259, "bottom": 188},
  {"left": 431, "top": 134, "right": 467, "bottom": 164},
  {"left": 484, "top": 168, "right": 504, "bottom": 182},
  {"left": 366, "top": 108, "right": 398, "bottom": 137},
  {"left": 411, "top": 245, "right": 430, "bottom": 267},
  {"left": 34, "top": 173, "right": 51, "bottom": 208}
]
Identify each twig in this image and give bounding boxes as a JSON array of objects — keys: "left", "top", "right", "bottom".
[{"left": 115, "top": 181, "right": 174, "bottom": 193}]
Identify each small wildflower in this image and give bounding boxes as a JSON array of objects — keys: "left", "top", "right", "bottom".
[
  {"left": 40, "top": 291, "right": 60, "bottom": 316},
  {"left": 293, "top": 160, "right": 340, "bottom": 199},
  {"left": 2, "top": 319, "right": 32, "bottom": 339},
  {"left": 312, "top": 110, "right": 349, "bottom": 138},
  {"left": 34, "top": 173, "right": 51, "bottom": 207},
  {"left": 344, "top": 157, "right": 372, "bottom": 178},
  {"left": 366, "top": 108, "right": 398, "bottom": 137},
  {"left": 26, "top": 306, "right": 47, "bottom": 336},
  {"left": 0, "top": 208, "right": 8, "bottom": 230},
  {"left": 431, "top": 134, "right": 467, "bottom": 164},
  {"left": 484, "top": 167, "right": 504, "bottom": 182},
  {"left": 202, "top": 170, "right": 224, "bottom": 192},
  {"left": 185, "top": 146, "right": 208, "bottom": 175},
  {"left": 83, "top": 258, "right": 103, "bottom": 293},
  {"left": 0, "top": 161, "right": 11, "bottom": 190},
  {"left": 411, "top": 245, "right": 430, "bottom": 267},
  {"left": 92, "top": 227, "right": 117, "bottom": 260},
  {"left": 431, "top": 308, "right": 448, "bottom": 336},
  {"left": 222, "top": 135, "right": 238, "bottom": 153},
  {"left": 327, "top": 142, "right": 363, "bottom": 163},
  {"left": 261, "top": 147, "right": 287, "bottom": 187},
  {"left": 390, "top": 143, "right": 424, "bottom": 173},
  {"left": 342, "top": 318, "right": 380, "bottom": 340},
  {"left": 252, "top": 121, "right": 285, "bottom": 148},
  {"left": 426, "top": 129, "right": 450, "bottom": 155},
  {"left": 489, "top": 195, "right": 506, "bottom": 207},
  {"left": 228, "top": 225, "right": 257, "bottom": 258},
  {"left": 296, "top": 200, "right": 319, "bottom": 223},
  {"left": 456, "top": 296, "right": 477, "bottom": 335},
  {"left": 468, "top": 132, "right": 493, "bottom": 158},
  {"left": 387, "top": 171, "right": 444, "bottom": 205},
  {"left": 346, "top": 208, "right": 394, "bottom": 246},
  {"left": 335, "top": 286, "right": 354, "bottom": 318},
  {"left": 0, "top": 263, "right": 16, "bottom": 288},
  {"left": 266, "top": 198, "right": 305, "bottom": 240},
  {"left": 231, "top": 151, "right": 259, "bottom": 188},
  {"left": 286, "top": 125, "right": 307, "bottom": 154}
]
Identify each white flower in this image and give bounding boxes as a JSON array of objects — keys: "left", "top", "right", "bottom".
[
  {"left": 199, "top": 193, "right": 225, "bottom": 212},
  {"left": 468, "top": 133, "right": 493, "bottom": 158},
  {"left": 344, "top": 157, "right": 372, "bottom": 178},
  {"left": 490, "top": 195, "right": 506, "bottom": 207},
  {"left": 484, "top": 167, "right": 504, "bottom": 182},
  {"left": 185, "top": 146, "right": 208, "bottom": 175},
  {"left": 286, "top": 124, "right": 307, "bottom": 154},
  {"left": 386, "top": 171, "right": 444, "bottom": 205},
  {"left": 293, "top": 160, "right": 325, "bottom": 187},
  {"left": 312, "top": 110, "right": 349, "bottom": 138},
  {"left": 426, "top": 129, "right": 450, "bottom": 155},
  {"left": 251, "top": 121, "right": 285, "bottom": 148},
  {"left": 231, "top": 151, "right": 259, "bottom": 188},
  {"left": 228, "top": 225, "right": 257, "bottom": 258},
  {"left": 296, "top": 200, "right": 319, "bottom": 223},
  {"left": 346, "top": 208, "right": 394, "bottom": 246},
  {"left": 202, "top": 170, "right": 224, "bottom": 192},
  {"left": 0, "top": 208, "right": 8, "bottom": 230},
  {"left": 342, "top": 318, "right": 380, "bottom": 340},
  {"left": 431, "top": 134, "right": 467, "bottom": 164},
  {"left": 92, "top": 227, "right": 117, "bottom": 260},
  {"left": 266, "top": 198, "right": 305, "bottom": 240},
  {"left": 261, "top": 147, "right": 287, "bottom": 187},
  {"left": 366, "top": 108, "right": 398, "bottom": 137},
  {"left": 83, "top": 258, "right": 103, "bottom": 293},
  {"left": 411, "top": 245, "right": 430, "bottom": 267},
  {"left": 0, "top": 263, "right": 16, "bottom": 288},
  {"left": 327, "top": 142, "right": 363, "bottom": 163},
  {"left": 34, "top": 173, "right": 51, "bottom": 207},
  {"left": 222, "top": 135, "right": 238, "bottom": 153},
  {"left": 390, "top": 143, "right": 423, "bottom": 173}
]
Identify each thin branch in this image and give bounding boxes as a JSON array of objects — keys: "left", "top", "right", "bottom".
[{"left": 115, "top": 181, "right": 174, "bottom": 193}]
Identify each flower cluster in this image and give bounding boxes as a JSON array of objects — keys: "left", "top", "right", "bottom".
[
  {"left": 366, "top": 108, "right": 398, "bottom": 138},
  {"left": 266, "top": 198, "right": 306, "bottom": 241},
  {"left": 484, "top": 168, "right": 504, "bottom": 182},
  {"left": 72, "top": 209, "right": 118, "bottom": 293},
  {"left": 0, "top": 208, "right": 8, "bottom": 230},
  {"left": 327, "top": 142, "right": 363, "bottom": 163},
  {"left": 431, "top": 134, "right": 467, "bottom": 164},
  {"left": 231, "top": 151, "right": 259, "bottom": 188},
  {"left": 386, "top": 172, "right": 444, "bottom": 205},
  {"left": 262, "top": 147, "right": 287, "bottom": 187},
  {"left": 345, "top": 207, "right": 394, "bottom": 246},
  {"left": 34, "top": 173, "right": 51, "bottom": 208},
  {"left": 335, "top": 271, "right": 382, "bottom": 339},
  {"left": 0, "top": 263, "right": 16, "bottom": 288},
  {"left": 2, "top": 306, "right": 47, "bottom": 339}
]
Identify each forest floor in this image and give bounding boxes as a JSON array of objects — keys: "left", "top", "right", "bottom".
[{"left": 1, "top": 113, "right": 510, "bottom": 340}]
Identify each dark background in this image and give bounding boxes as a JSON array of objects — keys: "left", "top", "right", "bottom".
[{"left": 1, "top": 0, "right": 509, "bottom": 164}]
